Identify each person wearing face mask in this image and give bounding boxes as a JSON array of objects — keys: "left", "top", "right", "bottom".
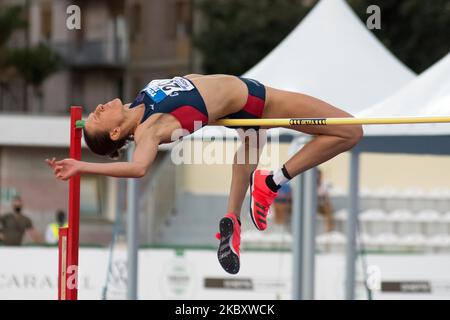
[{"left": 0, "top": 195, "right": 42, "bottom": 246}]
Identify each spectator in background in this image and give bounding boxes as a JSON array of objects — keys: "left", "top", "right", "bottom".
[
  {"left": 273, "top": 183, "right": 292, "bottom": 227},
  {"left": 45, "top": 210, "right": 68, "bottom": 244},
  {"left": 317, "top": 169, "right": 335, "bottom": 233},
  {"left": 272, "top": 170, "right": 335, "bottom": 233},
  {"left": 0, "top": 195, "right": 42, "bottom": 246}
]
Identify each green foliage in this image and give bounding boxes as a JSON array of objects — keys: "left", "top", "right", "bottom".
[
  {"left": 348, "top": 0, "right": 450, "bottom": 73},
  {"left": 0, "top": 5, "right": 27, "bottom": 46},
  {"left": 0, "top": 5, "right": 27, "bottom": 72},
  {"left": 194, "top": 0, "right": 315, "bottom": 75},
  {"left": 195, "top": 0, "right": 450, "bottom": 74},
  {"left": 0, "top": 5, "right": 61, "bottom": 94},
  {"left": 8, "top": 42, "right": 62, "bottom": 86}
]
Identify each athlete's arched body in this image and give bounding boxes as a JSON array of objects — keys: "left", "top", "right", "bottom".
[{"left": 47, "top": 74, "right": 363, "bottom": 274}]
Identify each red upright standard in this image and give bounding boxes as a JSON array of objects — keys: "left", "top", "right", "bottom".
[{"left": 58, "top": 106, "right": 82, "bottom": 300}]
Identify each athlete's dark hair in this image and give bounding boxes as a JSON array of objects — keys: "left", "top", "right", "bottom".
[{"left": 83, "top": 127, "right": 132, "bottom": 160}]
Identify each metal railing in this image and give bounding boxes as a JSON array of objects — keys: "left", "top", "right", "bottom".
[{"left": 138, "top": 151, "right": 177, "bottom": 244}]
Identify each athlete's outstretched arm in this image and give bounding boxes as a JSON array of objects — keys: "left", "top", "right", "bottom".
[{"left": 46, "top": 127, "right": 162, "bottom": 180}]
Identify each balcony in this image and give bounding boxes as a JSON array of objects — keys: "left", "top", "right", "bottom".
[{"left": 51, "top": 39, "right": 128, "bottom": 69}]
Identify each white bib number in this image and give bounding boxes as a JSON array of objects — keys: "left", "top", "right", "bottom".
[{"left": 142, "top": 77, "right": 194, "bottom": 103}]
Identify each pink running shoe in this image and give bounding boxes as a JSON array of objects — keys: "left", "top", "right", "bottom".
[
  {"left": 249, "top": 170, "right": 278, "bottom": 231},
  {"left": 216, "top": 213, "right": 241, "bottom": 274}
]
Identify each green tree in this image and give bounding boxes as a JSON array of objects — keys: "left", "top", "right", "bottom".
[
  {"left": 348, "top": 0, "right": 450, "bottom": 73},
  {"left": 0, "top": 5, "right": 62, "bottom": 112},
  {"left": 0, "top": 6, "right": 27, "bottom": 48},
  {"left": 195, "top": 0, "right": 450, "bottom": 75},
  {"left": 0, "top": 6, "right": 27, "bottom": 106},
  {"left": 194, "top": 0, "right": 315, "bottom": 75},
  {"left": 9, "top": 42, "right": 62, "bottom": 112}
]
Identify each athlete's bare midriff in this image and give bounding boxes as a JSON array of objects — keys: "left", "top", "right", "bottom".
[
  {"left": 186, "top": 74, "right": 249, "bottom": 122},
  {"left": 135, "top": 74, "right": 254, "bottom": 144}
]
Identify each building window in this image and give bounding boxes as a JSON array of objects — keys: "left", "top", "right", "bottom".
[
  {"left": 40, "top": 1, "right": 52, "bottom": 41},
  {"left": 80, "top": 176, "right": 105, "bottom": 218},
  {"left": 129, "top": 3, "right": 142, "bottom": 42},
  {"left": 175, "top": 0, "right": 191, "bottom": 39},
  {"left": 167, "top": 0, "right": 192, "bottom": 40},
  {"left": 71, "top": 74, "right": 85, "bottom": 110}
]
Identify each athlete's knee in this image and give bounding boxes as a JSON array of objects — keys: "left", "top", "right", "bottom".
[
  {"left": 343, "top": 124, "right": 363, "bottom": 149},
  {"left": 352, "top": 124, "right": 364, "bottom": 143}
]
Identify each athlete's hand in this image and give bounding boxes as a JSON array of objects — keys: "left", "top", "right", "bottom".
[{"left": 46, "top": 158, "right": 81, "bottom": 181}]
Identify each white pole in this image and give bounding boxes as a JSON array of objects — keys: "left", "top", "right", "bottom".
[
  {"left": 292, "top": 173, "right": 304, "bottom": 299},
  {"left": 301, "top": 167, "right": 317, "bottom": 299},
  {"left": 346, "top": 150, "right": 360, "bottom": 299},
  {"left": 127, "top": 145, "right": 138, "bottom": 300}
]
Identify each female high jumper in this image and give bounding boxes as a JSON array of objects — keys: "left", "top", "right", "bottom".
[{"left": 47, "top": 74, "right": 363, "bottom": 274}]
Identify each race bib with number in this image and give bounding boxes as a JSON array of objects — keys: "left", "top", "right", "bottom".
[{"left": 142, "top": 77, "right": 195, "bottom": 103}]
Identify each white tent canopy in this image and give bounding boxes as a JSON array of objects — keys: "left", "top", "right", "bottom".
[
  {"left": 358, "top": 52, "right": 450, "bottom": 136},
  {"left": 244, "top": 0, "right": 415, "bottom": 114},
  {"left": 194, "top": 0, "right": 415, "bottom": 140},
  {"left": 348, "top": 52, "right": 450, "bottom": 300}
]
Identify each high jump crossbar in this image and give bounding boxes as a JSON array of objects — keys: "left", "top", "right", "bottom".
[
  {"left": 58, "top": 106, "right": 82, "bottom": 300},
  {"left": 75, "top": 116, "right": 450, "bottom": 129}
]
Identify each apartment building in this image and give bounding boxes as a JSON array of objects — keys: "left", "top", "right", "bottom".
[
  {"left": 0, "top": 0, "right": 195, "bottom": 244},
  {"left": 1, "top": 0, "right": 195, "bottom": 113}
]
